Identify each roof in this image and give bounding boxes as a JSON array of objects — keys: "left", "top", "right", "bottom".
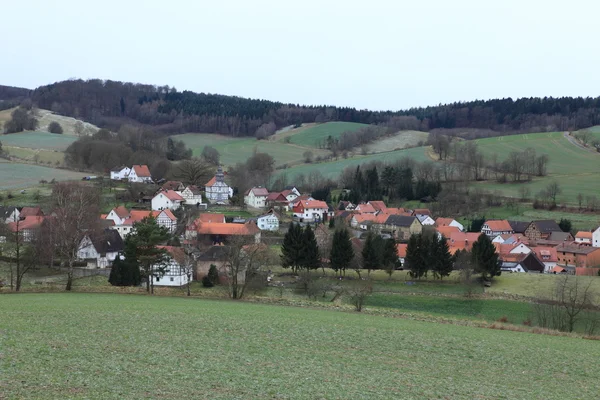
[
  {"left": 258, "top": 210, "right": 279, "bottom": 219},
  {"left": 122, "top": 210, "right": 161, "bottom": 225},
  {"left": 356, "top": 203, "right": 376, "bottom": 214},
  {"left": 246, "top": 187, "right": 269, "bottom": 197},
  {"left": 132, "top": 165, "right": 151, "bottom": 177},
  {"left": 161, "top": 181, "right": 184, "bottom": 191},
  {"left": 397, "top": 243, "right": 407, "bottom": 258},
  {"left": 197, "top": 222, "right": 259, "bottom": 236},
  {"left": 156, "top": 190, "right": 184, "bottom": 202},
  {"left": 20, "top": 207, "right": 43, "bottom": 217},
  {"left": 110, "top": 165, "right": 128, "bottom": 172},
  {"left": 112, "top": 206, "right": 130, "bottom": 219},
  {"left": 412, "top": 208, "right": 431, "bottom": 216},
  {"left": 508, "top": 221, "right": 530, "bottom": 233},
  {"left": 435, "top": 217, "right": 456, "bottom": 227},
  {"left": 531, "top": 247, "right": 558, "bottom": 262},
  {"left": 484, "top": 219, "right": 512, "bottom": 232},
  {"left": 196, "top": 213, "right": 226, "bottom": 224},
  {"left": 552, "top": 266, "right": 567, "bottom": 273},
  {"left": 296, "top": 200, "right": 328, "bottom": 210},
  {"left": 548, "top": 232, "right": 574, "bottom": 242},
  {"left": 367, "top": 201, "right": 387, "bottom": 212},
  {"left": 576, "top": 231, "right": 593, "bottom": 239},
  {"left": 0, "top": 206, "right": 18, "bottom": 220},
  {"left": 384, "top": 215, "right": 418, "bottom": 227},
  {"left": 529, "top": 220, "right": 562, "bottom": 234},
  {"left": 416, "top": 214, "right": 433, "bottom": 223},
  {"left": 494, "top": 242, "right": 519, "bottom": 256},
  {"left": 382, "top": 208, "right": 410, "bottom": 216},
  {"left": 447, "top": 232, "right": 482, "bottom": 252},
  {"left": 266, "top": 192, "right": 287, "bottom": 202},
  {"left": 186, "top": 185, "right": 202, "bottom": 195},
  {"left": 556, "top": 242, "right": 600, "bottom": 255},
  {"left": 437, "top": 226, "right": 460, "bottom": 238},
  {"left": 157, "top": 245, "right": 186, "bottom": 264},
  {"left": 159, "top": 209, "right": 177, "bottom": 221},
  {"left": 8, "top": 216, "right": 45, "bottom": 232},
  {"left": 281, "top": 189, "right": 295, "bottom": 197},
  {"left": 89, "top": 229, "right": 124, "bottom": 254}
]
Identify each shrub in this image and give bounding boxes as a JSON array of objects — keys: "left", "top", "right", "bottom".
[
  {"left": 48, "top": 121, "right": 63, "bottom": 134},
  {"left": 201, "top": 275, "right": 214, "bottom": 288},
  {"left": 497, "top": 316, "right": 509, "bottom": 323},
  {"left": 6, "top": 191, "right": 13, "bottom": 199},
  {"left": 207, "top": 264, "right": 219, "bottom": 286}
]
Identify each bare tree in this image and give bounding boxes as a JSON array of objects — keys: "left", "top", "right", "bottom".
[
  {"left": 303, "top": 150, "right": 313, "bottom": 164},
  {"left": 201, "top": 146, "right": 220, "bottom": 165},
  {"left": 50, "top": 183, "right": 101, "bottom": 290},
  {"left": 74, "top": 120, "right": 85, "bottom": 137},
  {"left": 545, "top": 181, "right": 562, "bottom": 204},
  {"left": 181, "top": 248, "right": 196, "bottom": 297},
  {"left": 174, "top": 158, "right": 213, "bottom": 186},
  {"left": 577, "top": 193, "right": 584, "bottom": 210},
  {"left": 347, "top": 279, "right": 373, "bottom": 312}
]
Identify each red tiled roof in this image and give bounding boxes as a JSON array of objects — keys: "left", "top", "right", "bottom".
[
  {"left": 160, "top": 190, "right": 184, "bottom": 201},
  {"left": 356, "top": 203, "right": 376, "bottom": 214},
  {"left": 552, "top": 266, "right": 567, "bottom": 273},
  {"left": 161, "top": 181, "right": 184, "bottom": 191},
  {"left": 159, "top": 209, "right": 177, "bottom": 221},
  {"left": 436, "top": 226, "right": 460, "bottom": 238},
  {"left": 397, "top": 243, "right": 407, "bottom": 258},
  {"left": 123, "top": 210, "right": 161, "bottom": 225},
  {"left": 197, "top": 222, "right": 259, "bottom": 236},
  {"left": 531, "top": 247, "right": 558, "bottom": 262},
  {"left": 575, "top": 231, "right": 593, "bottom": 239},
  {"left": 382, "top": 207, "right": 410, "bottom": 216},
  {"left": 196, "top": 213, "right": 226, "bottom": 224},
  {"left": 266, "top": 192, "right": 287, "bottom": 202},
  {"left": 157, "top": 245, "right": 186, "bottom": 264},
  {"left": 20, "top": 207, "right": 43, "bottom": 217},
  {"left": 100, "top": 214, "right": 108, "bottom": 219},
  {"left": 484, "top": 220, "right": 513, "bottom": 232},
  {"left": 412, "top": 208, "right": 431, "bottom": 216},
  {"left": 368, "top": 201, "right": 387, "bottom": 212},
  {"left": 246, "top": 187, "right": 269, "bottom": 197},
  {"left": 494, "top": 242, "right": 519, "bottom": 256},
  {"left": 448, "top": 232, "right": 481, "bottom": 252},
  {"left": 132, "top": 165, "right": 151, "bottom": 177},
  {"left": 295, "top": 200, "right": 328, "bottom": 210},
  {"left": 9, "top": 216, "right": 44, "bottom": 232},
  {"left": 113, "top": 206, "right": 130, "bottom": 219},
  {"left": 435, "top": 217, "right": 455, "bottom": 227}
]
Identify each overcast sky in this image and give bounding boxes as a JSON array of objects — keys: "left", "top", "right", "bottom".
[{"left": 3, "top": 0, "right": 599, "bottom": 110}]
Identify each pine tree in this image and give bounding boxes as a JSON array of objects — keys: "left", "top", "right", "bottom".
[
  {"left": 430, "top": 235, "right": 453, "bottom": 280},
  {"left": 472, "top": 233, "right": 500, "bottom": 280},
  {"left": 362, "top": 232, "right": 382, "bottom": 275},
  {"left": 108, "top": 256, "right": 124, "bottom": 286},
  {"left": 108, "top": 239, "right": 141, "bottom": 287},
  {"left": 329, "top": 217, "right": 335, "bottom": 229},
  {"left": 330, "top": 228, "right": 354, "bottom": 276},
  {"left": 281, "top": 223, "right": 303, "bottom": 273},
  {"left": 207, "top": 263, "right": 219, "bottom": 285},
  {"left": 299, "top": 225, "right": 320, "bottom": 272},
  {"left": 381, "top": 238, "right": 399, "bottom": 279},
  {"left": 406, "top": 234, "right": 427, "bottom": 279}
]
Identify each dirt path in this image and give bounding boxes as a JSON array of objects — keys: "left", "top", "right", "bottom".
[{"left": 563, "top": 131, "right": 598, "bottom": 153}]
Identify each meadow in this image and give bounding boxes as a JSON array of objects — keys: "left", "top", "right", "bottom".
[
  {"left": 0, "top": 163, "right": 86, "bottom": 190},
  {"left": 285, "top": 121, "right": 369, "bottom": 147},
  {"left": 0, "top": 131, "right": 77, "bottom": 151},
  {"left": 1, "top": 293, "right": 599, "bottom": 399}
]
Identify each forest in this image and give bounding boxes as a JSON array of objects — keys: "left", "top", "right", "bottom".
[{"left": 15, "top": 79, "right": 599, "bottom": 138}]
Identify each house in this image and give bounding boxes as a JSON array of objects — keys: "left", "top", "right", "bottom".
[
  {"left": 186, "top": 213, "right": 226, "bottom": 239},
  {"left": 434, "top": 217, "right": 464, "bottom": 232},
  {"left": 19, "top": 207, "right": 43, "bottom": 218},
  {"left": 416, "top": 214, "right": 435, "bottom": 226},
  {"left": 531, "top": 247, "right": 558, "bottom": 273},
  {"left": 265, "top": 192, "right": 289, "bottom": 210},
  {"left": 368, "top": 201, "right": 387, "bottom": 213},
  {"left": 110, "top": 166, "right": 131, "bottom": 180},
  {"left": 205, "top": 166, "right": 233, "bottom": 204},
  {"left": 555, "top": 242, "right": 600, "bottom": 274},
  {"left": 289, "top": 195, "right": 314, "bottom": 208},
  {"left": 351, "top": 214, "right": 378, "bottom": 230},
  {"left": 524, "top": 220, "right": 563, "bottom": 241},
  {"left": 77, "top": 229, "right": 124, "bottom": 269},
  {"left": 256, "top": 210, "right": 279, "bottom": 231},
  {"left": 195, "top": 245, "right": 230, "bottom": 279},
  {"left": 8, "top": 216, "right": 45, "bottom": 242},
  {"left": 593, "top": 226, "right": 600, "bottom": 247},
  {"left": 281, "top": 189, "right": 300, "bottom": 203},
  {"left": 355, "top": 203, "right": 377, "bottom": 214},
  {"left": 113, "top": 209, "right": 178, "bottom": 238},
  {"left": 508, "top": 242, "right": 532, "bottom": 255},
  {"left": 396, "top": 243, "right": 407, "bottom": 266},
  {"left": 411, "top": 208, "right": 431, "bottom": 217},
  {"left": 481, "top": 220, "right": 513, "bottom": 237},
  {"left": 492, "top": 233, "right": 528, "bottom": 245},
  {"left": 0, "top": 206, "right": 20, "bottom": 223},
  {"left": 447, "top": 232, "right": 481, "bottom": 254},
  {"left": 575, "top": 231, "right": 593, "bottom": 244},
  {"left": 376, "top": 215, "right": 422, "bottom": 241},
  {"left": 196, "top": 221, "right": 261, "bottom": 245},
  {"left": 500, "top": 253, "right": 545, "bottom": 273},
  {"left": 179, "top": 185, "right": 204, "bottom": 207},
  {"left": 127, "top": 165, "right": 153, "bottom": 183},
  {"left": 283, "top": 186, "right": 301, "bottom": 197},
  {"left": 436, "top": 226, "right": 461, "bottom": 239},
  {"left": 152, "top": 246, "right": 191, "bottom": 287},
  {"left": 548, "top": 231, "right": 574, "bottom": 242},
  {"left": 293, "top": 200, "right": 329, "bottom": 223},
  {"left": 161, "top": 181, "right": 185, "bottom": 191},
  {"left": 152, "top": 190, "right": 184, "bottom": 211},
  {"left": 105, "top": 206, "right": 130, "bottom": 225},
  {"left": 244, "top": 187, "right": 270, "bottom": 208},
  {"left": 508, "top": 221, "right": 530, "bottom": 235}
]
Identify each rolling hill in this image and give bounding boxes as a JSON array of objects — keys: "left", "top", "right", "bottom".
[{"left": 283, "top": 121, "right": 369, "bottom": 148}]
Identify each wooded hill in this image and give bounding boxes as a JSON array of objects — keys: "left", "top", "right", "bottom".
[{"left": 4, "top": 79, "right": 600, "bottom": 137}]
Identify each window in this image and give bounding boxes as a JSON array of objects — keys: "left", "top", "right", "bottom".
[
  {"left": 170, "top": 277, "right": 174, "bottom": 282},
  {"left": 156, "top": 277, "right": 160, "bottom": 282}
]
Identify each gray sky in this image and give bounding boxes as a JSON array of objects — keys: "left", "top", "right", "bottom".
[{"left": 3, "top": 0, "right": 599, "bottom": 110}]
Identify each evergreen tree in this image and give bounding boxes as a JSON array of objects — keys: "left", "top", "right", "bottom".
[
  {"left": 299, "top": 225, "right": 320, "bottom": 271},
  {"left": 430, "top": 235, "right": 453, "bottom": 280},
  {"left": 330, "top": 228, "right": 354, "bottom": 276},
  {"left": 207, "top": 263, "right": 219, "bottom": 285},
  {"left": 558, "top": 218, "right": 572, "bottom": 233},
  {"left": 329, "top": 216, "right": 335, "bottom": 229},
  {"left": 362, "top": 232, "right": 383, "bottom": 275},
  {"left": 108, "top": 239, "right": 141, "bottom": 287},
  {"left": 281, "top": 223, "right": 303, "bottom": 273},
  {"left": 127, "top": 217, "right": 170, "bottom": 294},
  {"left": 469, "top": 217, "right": 486, "bottom": 232},
  {"left": 108, "top": 256, "right": 124, "bottom": 286},
  {"left": 406, "top": 234, "right": 427, "bottom": 279},
  {"left": 381, "top": 238, "right": 399, "bottom": 278},
  {"left": 472, "top": 233, "right": 500, "bottom": 280}
]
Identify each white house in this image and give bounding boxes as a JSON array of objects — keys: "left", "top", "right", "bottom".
[
  {"left": 77, "top": 230, "right": 124, "bottom": 269},
  {"left": 481, "top": 220, "right": 513, "bottom": 237},
  {"left": 152, "top": 190, "right": 184, "bottom": 211},
  {"left": 127, "top": 165, "right": 153, "bottom": 183},
  {"left": 156, "top": 209, "right": 178, "bottom": 233},
  {"left": 105, "top": 206, "right": 130, "bottom": 226},
  {"left": 244, "top": 187, "right": 269, "bottom": 208},
  {"left": 0, "top": 206, "right": 20, "bottom": 224},
  {"left": 593, "top": 227, "right": 600, "bottom": 247},
  {"left": 292, "top": 199, "right": 329, "bottom": 223},
  {"left": 575, "top": 231, "right": 593, "bottom": 244},
  {"left": 179, "top": 185, "right": 204, "bottom": 206},
  {"left": 416, "top": 214, "right": 435, "bottom": 226},
  {"left": 256, "top": 210, "right": 279, "bottom": 231},
  {"left": 111, "top": 210, "right": 178, "bottom": 238},
  {"left": 205, "top": 166, "right": 233, "bottom": 204},
  {"left": 110, "top": 166, "right": 131, "bottom": 180},
  {"left": 434, "top": 217, "right": 464, "bottom": 232},
  {"left": 508, "top": 243, "right": 532, "bottom": 255},
  {"left": 152, "top": 246, "right": 191, "bottom": 287}
]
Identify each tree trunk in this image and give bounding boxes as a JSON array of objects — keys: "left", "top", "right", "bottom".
[{"left": 66, "top": 259, "right": 74, "bottom": 291}]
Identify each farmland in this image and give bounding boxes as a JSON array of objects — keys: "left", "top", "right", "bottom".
[
  {"left": 284, "top": 121, "right": 369, "bottom": 147},
  {"left": 0, "top": 131, "right": 77, "bottom": 151},
  {"left": 0, "top": 163, "right": 86, "bottom": 190},
  {"left": 1, "top": 293, "right": 599, "bottom": 399}
]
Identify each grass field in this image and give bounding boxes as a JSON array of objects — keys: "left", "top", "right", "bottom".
[
  {"left": 0, "top": 163, "right": 86, "bottom": 189},
  {"left": 285, "top": 121, "right": 369, "bottom": 147},
  {"left": 367, "top": 130, "right": 429, "bottom": 153},
  {"left": 3, "top": 146, "right": 64, "bottom": 164},
  {"left": 0, "top": 131, "right": 77, "bottom": 151},
  {"left": 1, "top": 293, "right": 599, "bottom": 399},
  {"left": 172, "top": 133, "right": 329, "bottom": 167}
]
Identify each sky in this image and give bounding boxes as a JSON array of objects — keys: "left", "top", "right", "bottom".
[{"left": 2, "top": 0, "right": 599, "bottom": 110}]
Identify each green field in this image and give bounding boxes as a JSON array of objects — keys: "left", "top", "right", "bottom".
[
  {"left": 0, "top": 163, "right": 86, "bottom": 189},
  {"left": 172, "top": 133, "right": 329, "bottom": 167},
  {"left": 285, "top": 121, "right": 369, "bottom": 148},
  {"left": 3, "top": 146, "right": 64, "bottom": 164},
  {"left": 366, "top": 130, "right": 429, "bottom": 153},
  {"left": 1, "top": 293, "right": 599, "bottom": 399},
  {"left": 0, "top": 131, "right": 77, "bottom": 151}
]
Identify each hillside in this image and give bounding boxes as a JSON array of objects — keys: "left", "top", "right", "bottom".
[
  {"left": 1, "top": 293, "right": 599, "bottom": 399},
  {"left": 285, "top": 121, "right": 369, "bottom": 148}
]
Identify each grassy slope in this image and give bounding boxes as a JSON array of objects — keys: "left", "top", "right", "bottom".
[
  {"left": 287, "top": 121, "right": 369, "bottom": 147},
  {"left": 0, "top": 131, "right": 77, "bottom": 151},
  {"left": 2, "top": 293, "right": 600, "bottom": 399},
  {"left": 172, "top": 133, "right": 329, "bottom": 167},
  {"left": 0, "top": 163, "right": 86, "bottom": 190},
  {"left": 473, "top": 132, "right": 600, "bottom": 203},
  {"left": 367, "top": 130, "right": 429, "bottom": 153}
]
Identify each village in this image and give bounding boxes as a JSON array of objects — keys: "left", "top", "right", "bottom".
[{"left": 2, "top": 161, "right": 599, "bottom": 292}]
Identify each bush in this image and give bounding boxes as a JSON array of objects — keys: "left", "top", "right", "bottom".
[
  {"left": 207, "top": 264, "right": 219, "bottom": 285},
  {"left": 201, "top": 275, "right": 214, "bottom": 288},
  {"left": 48, "top": 122, "right": 63, "bottom": 134}
]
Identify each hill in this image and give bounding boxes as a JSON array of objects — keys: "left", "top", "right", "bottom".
[
  {"left": 284, "top": 121, "right": 369, "bottom": 148},
  {"left": 1, "top": 293, "right": 599, "bottom": 399}
]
